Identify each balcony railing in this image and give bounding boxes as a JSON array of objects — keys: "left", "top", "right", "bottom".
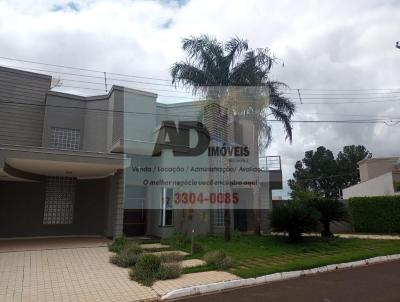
[{"left": 259, "top": 156, "right": 281, "bottom": 171}]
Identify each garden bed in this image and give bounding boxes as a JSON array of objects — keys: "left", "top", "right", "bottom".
[{"left": 173, "top": 234, "right": 400, "bottom": 278}]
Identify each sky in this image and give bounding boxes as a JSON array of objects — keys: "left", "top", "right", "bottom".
[{"left": 1, "top": 0, "right": 400, "bottom": 198}]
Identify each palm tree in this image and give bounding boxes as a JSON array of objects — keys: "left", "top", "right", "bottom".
[{"left": 170, "top": 35, "right": 295, "bottom": 240}]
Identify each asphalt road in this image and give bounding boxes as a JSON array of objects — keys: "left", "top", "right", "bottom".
[{"left": 178, "top": 260, "right": 400, "bottom": 302}]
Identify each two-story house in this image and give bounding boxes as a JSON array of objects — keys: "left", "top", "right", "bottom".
[
  {"left": 0, "top": 66, "right": 282, "bottom": 239},
  {"left": 343, "top": 157, "right": 400, "bottom": 198}
]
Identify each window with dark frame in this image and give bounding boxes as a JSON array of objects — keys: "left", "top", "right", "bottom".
[{"left": 160, "top": 187, "right": 173, "bottom": 226}]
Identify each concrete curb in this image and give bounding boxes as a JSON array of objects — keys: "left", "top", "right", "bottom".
[{"left": 160, "top": 254, "right": 400, "bottom": 300}]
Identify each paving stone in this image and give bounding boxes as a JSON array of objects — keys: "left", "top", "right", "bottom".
[
  {"left": 149, "top": 250, "right": 189, "bottom": 257},
  {"left": 181, "top": 259, "right": 206, "bottom": 268},
  {"left": 140, "top": 243, "right": 170, "bottom": 250},
  {"left": 0, "top": 244, "right": 158, "bottom": 302}
]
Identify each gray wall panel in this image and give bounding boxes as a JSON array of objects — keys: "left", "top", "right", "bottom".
[{"left": 0, "top": 67, "right": 51, "bottom": 147}]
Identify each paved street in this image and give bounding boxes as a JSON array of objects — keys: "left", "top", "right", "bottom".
[{"left": 179, "top": 260, "right": 400, "bottom": 302}]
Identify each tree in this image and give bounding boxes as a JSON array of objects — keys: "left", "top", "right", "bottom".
[
  {"left": 171, "top": 35, "right": 295, "bottom": 241},
  {"left": 170, "top": 35, "right": 295, "bottom": 145},
  {"left": 308, "top": 198, "right": 348, "bottom": 237},
  {"left": 288, "top": 146, "right": 339, "bottom": 199},
  {"left": 290, "top": 186, "right": 321, "bottom": 203},
  {"left": 336, "top": 145, "right": 372, "bottom": 189},
  {"left": 288, "top": 145, "right": 371, "bottom": 199},
  {"left": 270, "top": 202, "right": 320, "bottom": 242}
]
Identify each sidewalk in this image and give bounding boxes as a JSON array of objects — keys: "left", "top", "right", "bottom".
[
  {"left": 336, "top": 233, "right": 400, "bottom": 240},
  {"left": 271, "top": 232, "right": 400, "bottom": 240}
]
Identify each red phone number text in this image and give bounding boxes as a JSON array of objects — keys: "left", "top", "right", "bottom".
[{"left": 174, "top": 192, "right": 239, "bottom": 204}]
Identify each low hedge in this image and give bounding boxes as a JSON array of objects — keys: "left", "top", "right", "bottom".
[{"left": 349, "top": 196, "right": 400, "bottom": 233}]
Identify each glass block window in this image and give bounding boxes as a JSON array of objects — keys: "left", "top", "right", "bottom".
[
  {"left": 43, "top": 177, "right": 76, "bottom": 225},
  {"left": 49, "top": 127, "right": 81, "bottom": 150}
]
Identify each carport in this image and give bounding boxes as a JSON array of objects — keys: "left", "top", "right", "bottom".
[{"left": 0, "top": 144, "right": 129, "bottom": 239}]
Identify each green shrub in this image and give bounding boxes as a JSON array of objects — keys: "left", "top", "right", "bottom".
[
  {"left": 204, "top": 250, "right": 232, "bottom": 270},
  {"left": 308, "top": 198, "right": 348, "bottom": 237},
  {"left": 192, "top": 242, "right": 204, "bottom": 253},
  {"left": 349, "top": 196, "right": 400, "bottom": 233},
  {"left": 170, "top": 233, "right": 188, "bottom": 248},
  {"left": 108, "top": 236, "right": 129, "bottom": 253},
  {"left": 158, "top": 252, "right": 185, "bottom": 263},
  {"left": 270, "top": 201, "right": 320, "bottom": 242},
  {"left": 394, "top": 181, "right": 400, "bottom": 193},
  {"left": 232, "top": 230, "right": 242, "bottom": 241},
  {"left": 157, "top": 262, "right": 182, "bottom": 280},
  {"left": 130, "top": 254, "right": 161, "bottom": 286},
  {"left": 109, "top": 242, "right": 143, "bottom": 267}
]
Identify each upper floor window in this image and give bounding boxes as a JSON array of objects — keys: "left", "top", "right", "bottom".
[{"left": 49, "top": 127, "right": 81, "bottom": 150}]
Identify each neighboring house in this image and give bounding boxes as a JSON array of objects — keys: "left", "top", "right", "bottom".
[
  {"left": 343, "top": 157, "right": 400, "bottom": 199},
  {"left": 0, "top": 66, "right": 283, "bottom": 239}
]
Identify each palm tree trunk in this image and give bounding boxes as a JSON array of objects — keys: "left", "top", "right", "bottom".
[{"left": 321, "top": 221, "right": 332, "bottom": 237}]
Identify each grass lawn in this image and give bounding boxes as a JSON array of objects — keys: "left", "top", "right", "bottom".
[{"left": 176, "top": 235, "right": 400, "bottom": 278}]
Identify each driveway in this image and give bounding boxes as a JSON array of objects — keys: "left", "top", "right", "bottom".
[
  {"left": 0, "top": 237, "right": 158, "bottom": 302},
  {"left": 178, "top": 260, "right": 400, "bottom": 302}
]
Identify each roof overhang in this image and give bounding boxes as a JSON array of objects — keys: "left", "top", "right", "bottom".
[{"left": 0, "top": 144, "right": 130, "bottom": 181}]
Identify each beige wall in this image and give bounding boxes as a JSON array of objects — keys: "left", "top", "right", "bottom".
[
  {"left": 343, "top": 171, "right": 399, "bottom": 198},
  {"left": 359, "top": 158, "right": 399, "bottom": 181}
]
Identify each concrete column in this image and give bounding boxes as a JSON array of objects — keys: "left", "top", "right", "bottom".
[
  {"left": 113, "top": 169, "right": 125, "bottom": 237},
  {"left": 260, "top": 188, "right": 273, "bottom": 234}
]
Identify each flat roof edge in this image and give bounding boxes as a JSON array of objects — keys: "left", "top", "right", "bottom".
[
  {"left": 48, "top": 85, "right": 158, "bottom": 100},
  {"left": 0, "top": 65, "right": 52, "bottom": 81}
]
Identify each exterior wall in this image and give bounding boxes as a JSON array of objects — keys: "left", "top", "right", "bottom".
[
  {"left": 260, "top": 186, "right": 273, "bottom": 233},
  {"left": 343, "top": 172, "right": 396, "bottom": 198},
  {"left": 0, "top": 65, "right": 283, "bottom": 239},
  {"left": 43, "top": 91, "right": 125, "bottom": 153},
  {"left": 172, "top": 209, "right": 211, "bottom": 237},
  {"left": 84, "top": 97, "right": 113, "bottom": 152},
  {"left": 123, "top": 89, "right": 157, "bottom": 146},
  {"left": 0, "top": 66, "right": 51, "bottom": 147},
  {"left": 43, "top": 94, "right": 86, "bottom": 149},
  {"left": 0, "top": 178, "right": 109, "bottom": 238},
  {"left": 359, "top": 158, "right": 399, "bottom": 182}
]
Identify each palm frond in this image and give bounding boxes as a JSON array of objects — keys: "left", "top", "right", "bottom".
[
  {"left": 170, "top": 62, "right": 209, "bottom": 95},
  {"left": 269, "top": 106, "right": 293, "bottom": 142},
  {"left": 269, "top": 94, "right": 295, "bottom": 120},
  {"left": 170, "top": 35, "right": 295, "bottom": 146},
  {"left": 224, "top": 37, "right": 248, "bottom": 67}
]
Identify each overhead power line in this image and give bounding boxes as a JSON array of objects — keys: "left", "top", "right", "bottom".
[
  {"left": 1, "top": 56, "right": 400, "bottom": 93},
  {"left": 0, "top": 98, "right": 398, "bottom": 125},
  {"left": 0, "top": 56, "right": 171, "bottom": 82},
  {"left": 4, "top": 67, "right": 400, "bottom": 106},
  {"left": 3, "top": 57, "right": 400, "bottom": 111}
]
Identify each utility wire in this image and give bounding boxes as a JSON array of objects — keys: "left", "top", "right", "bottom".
[
  {"left": 5, "top": 73, "right": 400, "bottom": 109},
  {"left": 2, "top": 58, "right": 400, "bottom": 93},
  {"left": 0, "top": 98, "right": 397, "bottom": 124},
  {"left": 3, "top": 63, "right": 400, "bottom": 102},
  {"left": 0, "top": 56, "right": 171, "bottom": 82}
]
